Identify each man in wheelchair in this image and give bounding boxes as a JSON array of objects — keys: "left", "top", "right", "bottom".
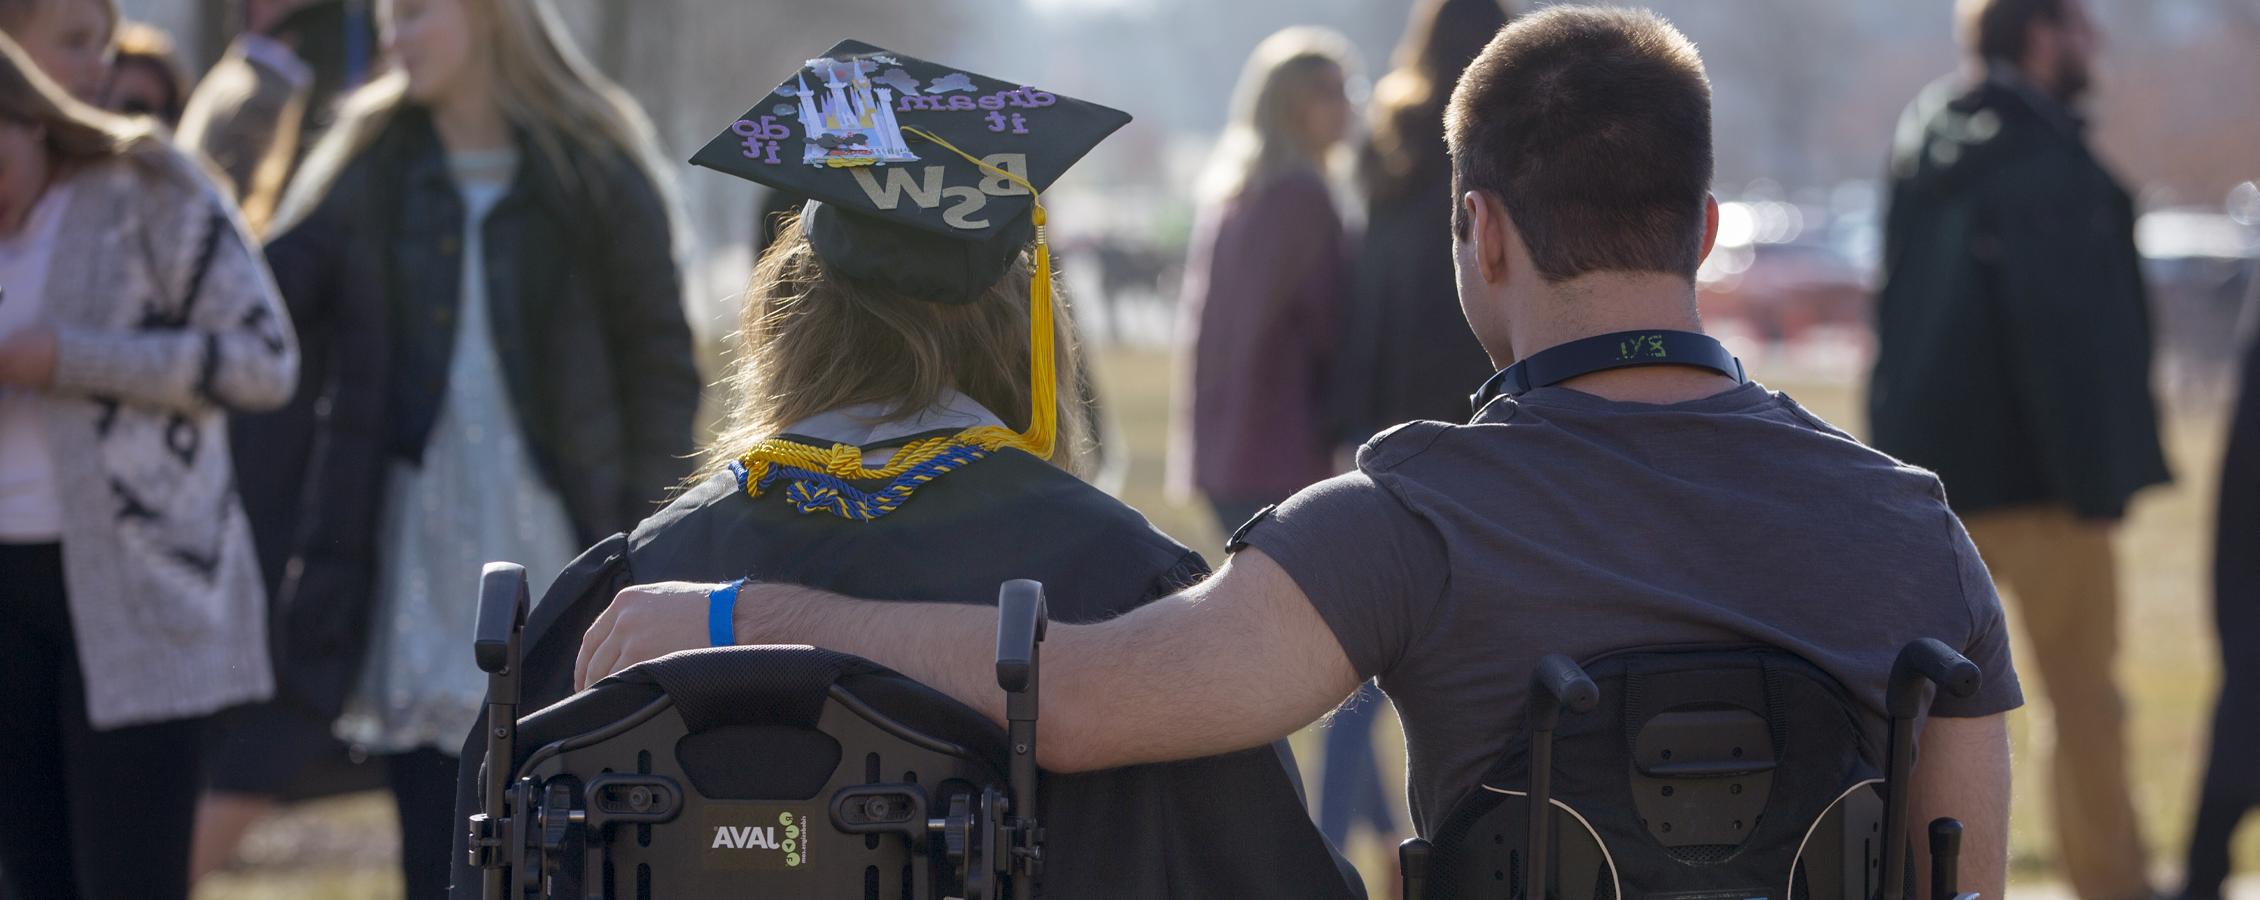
[{"left": 576, "top": 6, "right": 2022, "bottom": 899}]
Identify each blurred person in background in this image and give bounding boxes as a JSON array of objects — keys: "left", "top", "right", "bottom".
[
  {"left": 1316, "top": 0, "right": 1512, "bottom": 858},
  {"left": 179, "top": 0, "right": 376, "bottom": 235},
  {"left": 0, "top": 0, "right": 111, "bottom": 104},
  {"left": 2179, "top": 274, "right": 2260, "bottom": 900},
  {"left": 1867, "top": 0, "right": 2166, "bottom": 896},
  {"left": 195, "top": 0, "right": 698, "bottom": 894},
  {"left": 0, "top": 34, "right": 297, "bottom": 899},
  {"left": 1170, "top": 26, "right": 1360, "bottom": 540},
  {"left": 103, "top": 20, "right": 183, "bottom": 125},
  {"left": 1335, "top": 0, "right": 1508, "bottom": 441},
  {"left": 183, "top": 0, "right": 389, "bottom": 884}
]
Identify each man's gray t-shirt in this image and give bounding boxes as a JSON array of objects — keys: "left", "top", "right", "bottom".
[{"left": 1236, "top": 382, "right": 2023, "bottom": 835}]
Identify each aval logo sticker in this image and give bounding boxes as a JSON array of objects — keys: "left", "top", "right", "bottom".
[{"left": 703, "top": 807, "right": 808, "bottom": 870}]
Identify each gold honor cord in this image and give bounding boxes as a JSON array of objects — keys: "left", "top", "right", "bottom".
[{"left": 730, "top": 127, "right": 1057, "bottom": 518}]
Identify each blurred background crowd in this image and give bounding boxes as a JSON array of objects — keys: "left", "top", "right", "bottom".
[{"left": 0, "top": 0, "right": 2253, "bottom": 897}]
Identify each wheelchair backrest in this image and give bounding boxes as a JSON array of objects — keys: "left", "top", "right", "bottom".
[
  {"left": 1422, "top": 645, "right": 1890, "bottom": 900},
  {"left": 498, "top": 645, "right": 1017, "bottom": 900}
]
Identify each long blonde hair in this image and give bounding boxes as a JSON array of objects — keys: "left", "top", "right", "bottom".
[
  {"left": 1197, "top": 26, "right": 1360, "bottom": 203},
  {"left": 0, "top": 29, "right": 165, "bottom": 170},
  {"left": 272, "top": 0, "right": 669, "bottom": 232},
  {"left": 698, "top": 217, "right": 1093, "bottom": 483}
]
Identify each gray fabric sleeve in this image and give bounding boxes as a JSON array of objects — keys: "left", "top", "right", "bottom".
[
  {"left": 1234, "top": 470, "right": 1450, "bottom": 681},
  {"left": 50, "top": 169, "right": 298, "bottom": 415},
  {"left": 1935, "top": 508, "right": 2025, "bottom": 717}
]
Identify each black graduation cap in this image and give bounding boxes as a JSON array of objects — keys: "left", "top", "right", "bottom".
[{"left": 693, "top": 40, "right": 1132, "bottom": 304}]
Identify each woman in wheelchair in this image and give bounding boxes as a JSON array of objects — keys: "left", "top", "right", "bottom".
[{"left": 448, "top": 43, "right": 1364, "bottom": 900}]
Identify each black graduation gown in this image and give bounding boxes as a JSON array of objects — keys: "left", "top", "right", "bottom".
[{"left": 449, "top": 446, "right": 1365, "bottom": 899}]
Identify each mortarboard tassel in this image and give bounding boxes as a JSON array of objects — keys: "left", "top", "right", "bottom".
[{"left": 901, "top": 125, "right": 1054, "bottom": 460}]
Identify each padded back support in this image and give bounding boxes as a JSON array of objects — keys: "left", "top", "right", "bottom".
[
  {"left": 1424, "top": 647, "right": 1887, "bottom": 900},
  {"left": 510, "top": 646, "right": 1014, "bottom": 900}
]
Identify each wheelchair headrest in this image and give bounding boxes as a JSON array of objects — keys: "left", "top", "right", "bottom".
[{"left": 604, "top": 645, "right": 888, "bottom": 732}]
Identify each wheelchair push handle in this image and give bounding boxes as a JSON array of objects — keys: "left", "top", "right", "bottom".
[
  {"left": 995, "top": 579, "right": 1049, "bottom": 695},
  {"left": 1931, "top": 818, "right": 1972, "bottom": 900},
  {"left": 1882, "top": 639, "right": 1982, "bottom": 900},
  {"left": 474, "top": 562, "right": 529, "bottom": 678},
  {"left": 1529, "top": 654, "right": 1599, "bottom": 729},
  {"left": 1887, "top": 638, "right": 1979, "bottom": 719},
  {"left": 993, "top": 579, "right": 1049, "bottom": 900}
]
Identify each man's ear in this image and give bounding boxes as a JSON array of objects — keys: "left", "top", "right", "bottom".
[
  {"left": 1463, "top": 190, "right": 1512, "bottom": 285},
  {"left": 1698, "top": 193, "right": 1721, "bottom": 265}
]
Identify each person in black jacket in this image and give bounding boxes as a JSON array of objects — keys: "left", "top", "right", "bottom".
[
  {"left": 1334, "top": 0, "right": 1509, "bottom": 441},
  {"left": 1867, "top": 1, "right": 2166, "bottom": 896},
  {"left": 198, "top": 0, "right": 698, "bottom": 894}
]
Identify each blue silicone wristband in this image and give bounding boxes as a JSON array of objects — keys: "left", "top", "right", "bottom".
[{"left": 708, "top": 579, "right": 744, "bottom": 647}]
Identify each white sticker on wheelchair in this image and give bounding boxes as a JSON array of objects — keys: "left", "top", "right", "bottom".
[{"left": 702, "top": 805, "right": 811, "bottom": 870}]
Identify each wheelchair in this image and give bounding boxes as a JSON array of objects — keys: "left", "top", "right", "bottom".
[
  {"left": 1398, "top": 641, "right": 1985, "bottom": 900},
  {"left": 464, "top": 563, "right": 1049, "bottom": 900}
]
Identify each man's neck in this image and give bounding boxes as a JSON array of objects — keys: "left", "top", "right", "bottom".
[{"left": 1505, "top": 272, "right": 1742, "bottom": 404}]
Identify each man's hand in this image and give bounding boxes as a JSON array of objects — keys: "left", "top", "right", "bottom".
[
  {"left": 575, "top": 581, "right": 726, "bottom": 690},
  {"left": 0, "top": 326, "right": 57, "bottom": 388}
]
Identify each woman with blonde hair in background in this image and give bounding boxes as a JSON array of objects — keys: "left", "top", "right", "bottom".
[
  {"left": 193, "top": 0, "right": 699, "bottom": 892},
  {"left": 0, "top": 33, "right": 297, "bottom": 899},
  {"left": 1169, "top": 26, "right": 1360, "bottom": 539}
]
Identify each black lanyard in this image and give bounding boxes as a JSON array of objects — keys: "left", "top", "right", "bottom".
[{"left": 1470, "top": 330, "right": 1745, "bottom": 414}]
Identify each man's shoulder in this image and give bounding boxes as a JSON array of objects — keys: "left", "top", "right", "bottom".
[{"left": 1353, "top": 419, "right": 1458, "bottom": 473}]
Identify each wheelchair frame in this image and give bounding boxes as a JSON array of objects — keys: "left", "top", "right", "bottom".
[
  {"left": 1397, "top": 640, "right": 1988, "bottom": 900},
  {"left": 464, "top": 563, "right": 1050, "bottom": 900}
]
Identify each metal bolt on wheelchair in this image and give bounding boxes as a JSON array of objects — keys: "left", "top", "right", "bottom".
[
  {"left": 1398, "top": 641, "right": 1986, "bottom": 900},
  {"left": 465, "top": 563, "right": 1048, "bottom": 900}
]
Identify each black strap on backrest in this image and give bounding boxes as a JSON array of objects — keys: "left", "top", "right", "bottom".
[{"left": 1471, "top": 330, "right": 1745, "bottom": 413}]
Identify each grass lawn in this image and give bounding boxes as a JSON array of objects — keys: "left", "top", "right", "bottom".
[{"left": 195, "top": 347, "right": 2256, "bottom": 899}]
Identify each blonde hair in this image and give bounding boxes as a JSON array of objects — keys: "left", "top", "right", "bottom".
[
  {"left": 698, "top": 217, "right": 1093, "bottom": 483},
  {"left": 0, "top": 29, "right": 163, "bottom": 168},
  {"left": 1197, "top": 26, "right": 1360, "bottom": 203},
  {"left": 272, "top": 0, "right": 670, "bottom": 232}
]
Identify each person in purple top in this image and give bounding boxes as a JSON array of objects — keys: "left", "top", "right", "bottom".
[{"left": 1170, "top": 26, "right": 1360, "bottom": 537}]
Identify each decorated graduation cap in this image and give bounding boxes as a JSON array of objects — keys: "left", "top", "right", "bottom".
[
  {"left": 692, "top": 39, "right": 1131, "bottom": 304},
  {"left": 693, "top": 41, "right": 1130, "bottom": 519}
]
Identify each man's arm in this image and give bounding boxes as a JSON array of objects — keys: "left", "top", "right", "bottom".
[
  {"left": 576, "top": 549, "right": 1363, "bottom": 773},
  {"left": 1908, "top": 714, "right": 2010, "bottom": 900}
]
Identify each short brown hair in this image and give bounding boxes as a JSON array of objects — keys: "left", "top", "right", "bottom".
[
  {"left": 1957, "top": 0, "right": 2067, "bottom": 64},
  {"left": 1446, "top": 5, "right": 1713, "bottom": 282}
]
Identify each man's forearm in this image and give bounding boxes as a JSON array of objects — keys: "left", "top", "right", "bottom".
[
  {"left": 737, "top": 585, "right": 1013, "bottom": 726},
  {"left": 730, "top": 552, "right": 1360, "bottom": 773}
]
